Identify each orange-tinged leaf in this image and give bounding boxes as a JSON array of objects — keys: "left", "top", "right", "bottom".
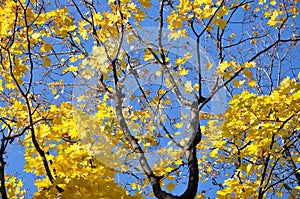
[
  {"left": 250, "top": 39, "right": 257, "bottom": 44},
  {"left": 166, "top": 182, "right": 175, "bottom": 191},
  {"left": 194, "top": 83, "right": 199, "bottom": 91},
  {"left": 158, "top": 89, "right": 166, "bottom": 95},
  {"left": 140, "top": 0, "right": 152, "bottom": 8},
  {"left": 134, "top": 11, "right": 146, "bottom": 21},
  {"left": 248, "top": 79, "right": 257, "bottom": 87},
  {"left": 41, "top": 44, "right": 52, "bottom": 52},
  {"left": 224, "top": 70, "right": 233, "bottom": 80},
  {"left": 43, "top": 56, "right": 51, "bottom": 67},
  {"left": 243, "top": 69, "right": 252, "bottom": 79},
  {"left": 206, "top": 62, "right": 213, "bottom": 69},
  {"left": 214, "top": 19, "right": 227, "bottom": 29},
  {"left": 233, "top": 79, "right": 245, "bottom": 87}
]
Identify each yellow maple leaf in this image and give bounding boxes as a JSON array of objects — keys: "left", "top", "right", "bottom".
[
  {"left": 224, "top": 70, "right": 233, "bottom": 80},
  {"left": 214, "top": 19, "right": 227, "bottom": 29},
  {"left": 217, "top": 61, "right": 230, "bottom": 76},
  {"left": 34, "top": 179, "right": 51, "bottom": 188},
  {"left": 270, "top": 0, "right": 276, "bottom": 5},
  {"left": 217, "top": 188, "right": 230, "bottom": 197},
  {"left": 158, "top": 89, "right": 166, "bottom": 95},
  {"left": 165, "top": 167, "right": 173, "bottom": 172},
  {"left": 131, "top": 183, "right": 137, "bottom": 190},
  {"left": 144, "top": 49, "right": 154, "bottom": 61},
  {"left": 293, "top": 90, "right": 300, "bottom": 100},
  {"left": 140, "top": 0, "right": 152, "bottom": 8},
  {"left": 233, "top": 79, "right": 245, "bottom": 87},
  {"left": 216, "top": 5, "right": 229, "bottom": 18},
  {"left": 248, "top": 79, "right": 257, "bottom": 88},
  {"left": 194, "top": 83, "right": 199, "bottom": 91},
  {"left": 134, "top": 11, "right": 146, "bottom": 21},
  {"left": 174, "top": 122, "right": 183, "bottom": 128},
  {"left": 0, "top": 79, "right": 3, "bottom": 91},
  {"left": 69, "top": 56, "right": 77, "bottom": 63},
  {"left": 259, "top": 0, "right": 266, "bottom": 4},
  {"left": 63, "top": 66, "right": 78, "bottom": 73},
  {"left": 210, "top": 148, "right": 219, "bottom": 158},
  {"left": 169, "top": 29, "right": 187, "bottom": 40},
  {"left": 243, "top": 62, "right": 256, "bottom": 68},
  {"left": 175, "top": 159, "right": 183, "bottom": 165},
  {"left": 179, "top": 67, "right": 189, "bottom": 76},
  {"left": 184, "top": 81, "right": 193, "bottom": 93}
]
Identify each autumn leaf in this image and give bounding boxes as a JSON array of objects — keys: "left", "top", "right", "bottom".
[
  {"left": 233, "top": 79, "right": 245, "bottom": 87},
  {"left": 166, "top": 182, "right": 175, "bottom": 191},
  {"left": 248, "top": 79, "right": 256, "bottom": 87},
  {"left": 179, "top": 67, "right": 189, "bottom": 75},
  {"left": 184, "top": 81, "right": 193, "bottom": 93},
  {"left": 214, "top": 19, "right": 227, "bottom": 29},
  {"left": 169, "top": 29, "right": 188, "bottom": 40},
  {"left": 40, "top": 43, "right": 52, "bottom": 52},
  {"left": 134, "top": 11, "right": 146, "bottom": 21},
  {"left": 250, "top": 39, "right": 257, "bottom": 44},
  {"left": 42, "top": 56, "right": 51, "bottom": 67}
]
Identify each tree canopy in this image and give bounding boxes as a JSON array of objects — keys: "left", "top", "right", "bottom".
[{"left": 0, "top": 0, "right": 299, "bottom": 198}]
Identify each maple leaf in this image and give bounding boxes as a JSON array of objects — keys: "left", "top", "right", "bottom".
[
  {"left": 184, "top": 81, "right": 193, "bottom": 93},
  {"left": 214, "top": 19, "right": 227, "bottom": 29}
]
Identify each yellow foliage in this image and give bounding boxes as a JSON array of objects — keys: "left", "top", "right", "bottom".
[
  {"left": 211, "top": 77, "right": 300, "bottom": 198},
  {"left": 134, "top": 11, "right": 146, "bottom": 21},
  {"left": 213, "top": 19, "right": 227, "bottom": 29},
  {"left": 0, "top": 0, "right": 299, "bottom": 198},
  {"left": 139, "top": 0, "right": 152, "bottom": 8},
  {"left": 233, "top": 79, "right": 245, "bottom": 87},
  {"left": 169, "top": 29, "right": 188, "bottom": 40},
  {"left": 248, "top": 79, "right": 257, "bottom": 87}
]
